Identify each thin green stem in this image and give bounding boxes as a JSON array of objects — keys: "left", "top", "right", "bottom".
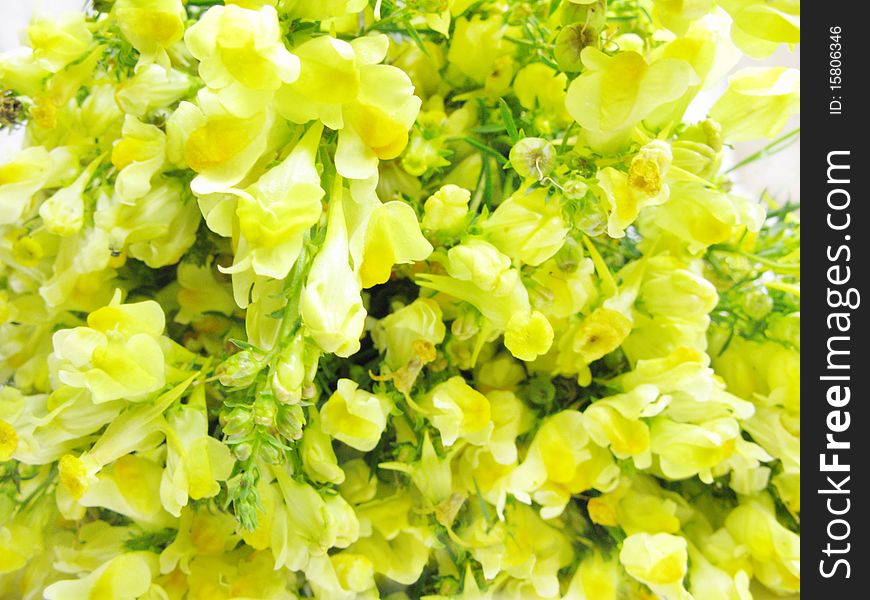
[{"left": 726, "top": 127, "right": 800, "bottom": 174}]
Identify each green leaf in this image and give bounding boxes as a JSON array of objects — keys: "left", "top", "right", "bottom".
[{"left": 499, "top": 98, "right": 520, "bottom": 144}]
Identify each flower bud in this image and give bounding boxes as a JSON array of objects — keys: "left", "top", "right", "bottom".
[
  {"left": 217, "top": 350, "right": 264, "bottom": 388},
  {"left": 276, "top": 404, "right": 306, "bottom": 441},
  {"left": 742, "top": 288, "right": 774, "bottom": 321},
  {"left": 422, "top": 184, "right": 471, "bottom": 232},
  {"left": 233, "top": 442, "right": 253, "bottom": 462},
  {"left": 252, "top": 395, "right": 277, "bottom": 427},
  {"left": 221, "top": 407, "right": 254, "bottom": 437}
]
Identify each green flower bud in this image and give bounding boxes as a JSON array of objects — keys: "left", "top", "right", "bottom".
[
  {"left": 509, "top": 137, "right": 556, "bottom": 180},
  {"left": 259, "top": 442, "right": 283, "bottom": 465},
  {"left": 437, "top": 577, "right": 461, "bottom": 596},
  {"left": 217, "top": 350, "right": 264, "bottom": 388},
  {"left": 555, "top": 236, "right": 584, "bottom": 272},
  {"left": 233, "top": 442, "right": 253, "bottom": 462},
  {"left": 276, "top": 404, "right": 306, "bottom": 442},
  {"left": 252, "top": 395, "right": 277, "bottom": 427},
  {"left": 221, "top": 407, "right": 253, "bottom": 437},
  {"left": 395, "top": 442, "right": 419, "bottom": 464},
  {"left": 742, "top": 288, "right": 774, "bottom": 321}
]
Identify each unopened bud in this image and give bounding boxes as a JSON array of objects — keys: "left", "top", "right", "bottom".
[{"left": 217, "top": 350, "right": 263, "bottom": 388}]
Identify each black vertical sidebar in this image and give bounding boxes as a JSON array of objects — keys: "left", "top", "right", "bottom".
[{"left": 804, "top": 4, "right": 868, "bottom": 596}]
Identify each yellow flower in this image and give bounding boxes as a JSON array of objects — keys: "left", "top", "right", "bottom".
[
  {"left": 0, "top": 47, "right": 51, "bottom": 98},
  {"left": 185, "top": 3, "right": 299, "bottom": 116},
  {"left": 160, "top": 506, "right": 241, "bottom": 574},
  {"left": 725, "top": 495, "right": 800, "bottom": 594},
  {"left": 77, "top": 454, "right": 174, "bottom": 528},
  {"left": 372, "top": 298, "right": 446, "bottom": 370},
  {"left": 175, "top": 259, "right": 236, "bottom": 325},
  {"left": 217, "top": 122, "right": 325, "bottom": 304},
  {"left": 49, "top": 290, "right": 167, "bottom": 403},
  {"left": 306, "top": 552, "right": 377, "bottom": 600},
  {"left": 276, "top": 34, "right": 421, "bottom": 180},
  {"left": 583, "top": 384, "right": 665, "bottom": 468},
  {"left": 417, "top": 239, "right": 532, "bottom": 332},
  {"left": 300, "top": 181, "right": 366, "bottom": 357},
  {"left": 483, "top": 187, "right": 568, "bottom": 266},
  {"left": 357, "top": 200, "right": 433, "bottom": 289},
  {"left": 113, "top": 0, "right": 186, "bottom": 62},
  {"left": 97, "top": 179, "right": 200, "bottom": 269},
  {"left": 565, "top": 48, "right": 697, "bottom": 149},
  {"left": 301, "top": 409, "right": 345, "bottom": 485},
  {"left": 510, "top": 410, "right": 619, "bottom": 518},
  {"left": 503, "top": 310, "right": 554, "bottom": 362},
  {"left": 27, "top": 12, "right": 92, "bottom": 73},
  {"left": 467, "top": 503, "right": 574, "bottom": 597},
  {"left": 447, "top": 16, "right": 514, "bottom": 84},
  {"left": 115, "top": 63, "right": 195, "bottom": 118},
  {"left": 0, "top": 146, "right": 70, "bottom": 226},
  {"left": 39, "top": 156, "right": 102, "bottom": 237},
  {"left": 710, "top": 67, "right": 800, "bottom": 143},
  {"left": 718, "top": 0, "right": 800, "bottom": 58},
  {"left": 44, "top": 552, "right": 157, "bottom": 600},
  {"left": 423, "top": 376, "right": 492, "bottom": 447},
  {"left": 160, "top": 384, "right": 235, "bottom": 516},
  {"left": 57, "top": 376, "right": 195, "bottom": 499},
  {"left": 320, "top": 379, "right": 393, "bottom": 452},
  {"left": 171, "top": 90, "right": 273, "bottom": 195},
  {"left": 111, "top": 115, "right": 167, "bottom": 202},
  {"left": 619, "top": 533, "right": 691, "bottom": 599},
  {"left": 649, "top": 416, "right": 741, "bottom": 482},
  {"left": 572, "top": 307, "right": 633, "bottom": 363}
]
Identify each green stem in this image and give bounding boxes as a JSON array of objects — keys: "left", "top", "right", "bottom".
[{"left": 725, "top": 127, "right": 801, "bottom": 174}]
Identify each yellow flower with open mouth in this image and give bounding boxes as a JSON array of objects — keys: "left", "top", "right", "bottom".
[
  {"left": 160, "top": 384, "right": 235, "bottom": 516},
  {"left": 213, "top": 122, "right": 325, "bottom": 304},
  {"left": 565, "top": 48, "right": 698, "bottom": 150},
  {"left": 422, "top": 375, "right": 492, "bottom": 447},
  {"left": 619, "top": 532, "right": 692, "bottom": 600},
  {"left": 49, "top": 290, "right": 167, "bottom": 403},
  {"left": 275, "top": 34, "right": 421, "bottom": 180},
  {"left": 113, "top": 0, "right": 186, "bottom": 63},
  {"left": 27, "top": 12, "right": 92, "bottom": 73},
  {"left": 170, "top": 90, "right": 273, "bottom": 195},
  {"left": 320, "top": 379, "right": 393, "bottom": 452},
  {"left": 44, "top": 552, "right": 158, "bottom": 600},
  {"left": 111, "top": 115, "right": 166, "bottom": 202},
  {"left": 185, "top": 3, "right": 299, "bottom": 117},
  {"left": 510, "top": 410, "right": 619, "bottom": 518}
]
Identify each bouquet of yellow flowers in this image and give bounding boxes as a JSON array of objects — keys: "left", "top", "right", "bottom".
[{"left": 0, "top": 1, "right": 799, "bottom": 598}]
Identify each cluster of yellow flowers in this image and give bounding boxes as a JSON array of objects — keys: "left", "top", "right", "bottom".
[{"left": 1, "top": 0, "right": 799, "bottom": 598}]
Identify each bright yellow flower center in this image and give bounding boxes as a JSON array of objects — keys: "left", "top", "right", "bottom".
[
  {"left": 0, "top": 420, "right": 18, "bottom": 461},
  {"left": 59, "top": 454, "right": 89, "bottom": 499}
]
